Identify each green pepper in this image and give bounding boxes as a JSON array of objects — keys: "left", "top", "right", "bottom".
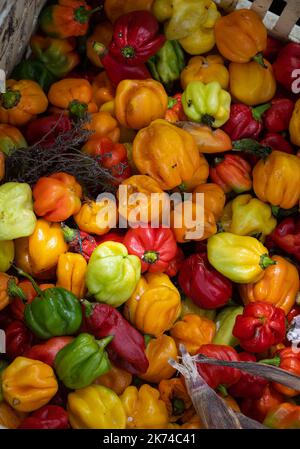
[
  {"left": 0, "top": 240, "right": 14, "bottom": 273},
  {"left": 11, "top": 59, "right": 57, "bottom": 92},
  {"left": 147, "top": 40, "right": 185, "bottom": 92},
  {"left": 213, "top": 305, "right": 244, "bottom": 346},
  {"left": 54, "top": 333, "right": 112, "bottom": 389},
  {"left": 19, "top": 269, "right": 82, "bottom": 340},
  {"left": 180, "top": 296, "right": 216, "bottom": 321},
  {"left": 0, "top": 183, "right": 37, "bottom": 241},
  {"left": 0, "top": 360, "right": 8, "bottom": 402},
  {"left": 86, "top": 242, "right": 141, "bottom": 308}
]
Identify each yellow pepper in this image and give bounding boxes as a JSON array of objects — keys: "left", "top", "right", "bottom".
[
  {"left": 74, "top": 200, "right": 116, "bottom": 236},
  {"left": 0, "top": 402, "right": 24, "bottom": 429},
  {"left": 140, "top": 334, "right": 178, "bottom": 383},
  {"left": 207, "top": 232, "right": 276, "bottom": 284},
  {"left": 56, "top": 252, "right": 87, "bottom": 298},
  {"left": 28, "top": 219, "right": 68, "bottom": 273},
  {"left": 0, "top": 240, "right": 14, "bottom": 273},
  {"left": 124, "top": 272, "right": 181, "bottom": 337},
  {"left": 93, "top": 363, "right": 132, "bottom": 396},
  {"left": 2, "top": 357, "right": 58, "bottom": 412},
  {"left": 68, "top": 385, "right": 126, "bottom": 429},
  {"left": 220, "top": 194, "right": 277, "bottom": 239},
  {"left": 289, "top": 98, "right": 300, "bottom": 146},
  {"left": 120, "top": 384, "right": 169, "bottom": 429},
  {"left": 181, "top": 55, "right": 229, "bottom": 90}
]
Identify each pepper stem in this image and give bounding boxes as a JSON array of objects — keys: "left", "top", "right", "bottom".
[
  {"left": 92, "top": 42, "right": 107, "bottom": 58},
  {"left": 178, "top": 182, "right": 186, "bottom": 192},
  {"left": 12, "top": 266, "right": 43, "bottom": 296},
  {"left": 271, "top": 205, "right": 299, "bottom": 218},
  {"left": 97, "top": 335, "right": 114, "bottom": 350},
  {"left": 0, "top": 90, "right": 21, "bottom": 109},
  {"left": 144, "top": 334, "right": 152, "bottom": 346},
  {"left": 214, "top": 156, "right": 225, "bottom": 165},
  {"left": 201, "top": 114, "right": 215, "bottom": 127},
  {"left": 172, "top": 398, "right": 185, "bottom": 416},
  {"left": 217, "top": 384, "right": 228, "bottom": 397},
  {"left": 7, "top": 278, "right": 27, "bottom": 303},
  {"left": 252, "top": 52, "right": 267, "bottom": 68},
  {"left": 252, "top": 103, "right": 271, "bottom": 121},
  {"left": 121, "top": 46, "right": 135, "bottom": 59},
  {"left": 74, "top": 6, "right": 101, "bottom": 24},
  {"left": 81, "top": 299, "right": 94, "bottom": 317},
  {"left": 69, "top": 100, "right": 88, "bottom": 119},
  {"left": 259, "top": 355, "right": 281, "bottom": 367},
  {"left": 168, "top": 97, "right": 178, "bottom": 109},
  {"left": 61, "top": 223, "right": 77, "bottom": 243},
  {"left": 259, "top": 254, "right": 276, "bottom": 270},
  {"left": 232, "top": 139, "right": 272, "bottom": 159},
  {"left": 142, "top": 250, "right": 159, "bottom": 265}
]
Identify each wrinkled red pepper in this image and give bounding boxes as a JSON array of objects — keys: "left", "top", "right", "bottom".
[
  {"left": 5, "top": 320, "right": 34, "bottom": 360},
  {"left": 228, "top": 352, "right": 268, "bottom": 399},
  {"left": 165, "top": 246, "right": 185, "bottom": 277},
  {"left": 25, "top": 114, "right": 72, "bottom": 148},
  {"left": 263, "top": 36, "right": 284, "bottom": 62},
  {"left": 165, "top": 94, "right": 187, "bottom": 123},
  {"left": 82, "top": 302, "right": 149, "bottom": 375},
  {"left": 61, "top": 223, "right": 98, "bottom": 262},
  {"left": 263, "top": 98, "right": 294, "bottom": 133},
  {"left": 209, "top": 154, "right": 252, "bottom": 194},
  {"left": 273, "top": 42, "right": 300, "bottom": 93},
  {"left": 196, "top": 344, "right": 241, "bottom": 390},
  {"left": 269, "top": 216, "right": 300, "bottom": 262},
  {"left": 19, "top": 405, "right": 69, "bottom": 429},
  {"left": 233, "top": 302, "right": 286, "bottom": 353},
  {"left": 25, "top": 336, "right": 74, "bottom": 367},
  {"left": 260, "top": 132, "right": 294, "bottom": 154},
  {"left": 178, "top": 253, "right": 232, "bottom": 309},
  {"left": 222, "top": 103, "right": 270, "bottom": 140},
  {"left": 123, "top": 226, "right": 177, "bottom": 273}
]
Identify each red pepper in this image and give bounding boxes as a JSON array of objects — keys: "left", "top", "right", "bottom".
[
  {"left": 222, "top": 103, "right": 270, "bottom": 140},
  {"left": 123, "top": 226, "right": 177, "bottom": 273},
  {"left": 228, "top": 352, "right": 268, "bottom": 399},
  {"left": 165, "top": 246, "right": 185, "bottom": 277},
  {"left": 82, "top": 301, "right": 149, "bottom": 375},
  {"left": 263, "top": 36, "right": 284, "bottom": 62},
  {"left": 233, "top": 302, "right": 286, "bottom": 353},
  {"left": 25, "top": 114, "right": 72, "bottom": 148},
  {"left": 240, "top": 385, "right": 285, "bottom": 423},
  {"left": 273, "top": 43, "right": 300, "bottom": 93},
  {"left": 25, "top": 336, "right": 74, "bottom": 367},
  {"left": 196, "top": 344, "right": 241, "bottom": 391},
  {"left": 61, "top": 223, "right": 98, "bottom": 262},
  {"left": 109, "top": 11, "right": 165, "bottom": 66},
  {"left": 0, "top": 308, "right": 13, "bottom": 330},
  {"left": 209, "top": 154, "right": 252, "bottom": 194},
  {"left": 165, "top": 94, "right": 187, "bottom": 123},
  {"left": 18, "top": 405, "right": 69, "bottom": 429},
  {"left": 263, "top": 98, "right": 294, "bottom": 133},
  {"left": 178, "top": 253, "right": 232, "bottom": 309},
  {"left": 5, "top": 320, "right": 34, "bottom": 360},
  {"left": 260, "top": 132, "right": 294, "bottom": 154},
  {"left": 96, "top": 231, "right": 125, "bottom": 245},
  {"left": 269, "top": 216, "right": 300, "bottom": 262}
]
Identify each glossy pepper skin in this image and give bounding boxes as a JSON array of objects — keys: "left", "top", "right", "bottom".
[
  {"left": 207, "top": 233, "right": 275, "bottom": 284},
  {"left": 0, "top": 241, "right": 14, "bottom": 273},
  {"left": 68, "top": 385, "right": 126, "bottom": 429},
  {"left": 182, "top": 81, "right": 231, "bottom": 128},
  {"left": 196, "top": 344, "right": 241, "bottom": 390},
  {"left": 264, "top": 403, "right": 300, "bottom": 429},
  {"left": 5, "top": 320, "right": 34, "bottom": 360},
  {"left": 74, "top": 200, "right": 114, "bottom": 236},
  {"left": 9, "top": 281, "right": 53, "bottom": 321},
  {"left": 94, "top": 363, "right": 132, "bottom": 396},
  {"left": 213, "top": 305, "right": 244, "bottom": 347},
  {"left": 19, "top": 405, "right": 69, "bottom": 429},
  {"left": 86, "top": 242, "right": 141, "bottom": 307},
  {"left": 181, "top": 54, "right": 229, "bottom": 90},
  {"left": 164, "top": 94, "right": 187, "bottom": 123},
  {"left": 54, "top": 333, "right": 112, "bottom": 389},
  {"left": 209, "top": 154, "right": 252, "bottom": 194},
  {"left": 25, "top": 337, "right": 73, "bottom": 367},
  {"left": 0, "top": 124, "right": 27, "bottom": 156},
  {"left": 178, "top": 253, "right": 232, "bottom": 309},
  {"left": 263, "top": 348, "right": 300, "bottom": 397},
  {"left": 241, "top": 384, "right": 284, "bottom": 423},
  {"left": 263, "top": 98, "right": 294, "bottom": 133},
  {"left": 82, "top": 301, "right": 149, "bottom": 375},
  {"left": 269, "top": 217, "right": 300, "bottom": 262},
  {"left": 273, "top": 42, "right": 300, "bottom": 92},
  {"left": 123, "top": 226, "right": 177, "bottom": 274},
  {"left": 48, "top": 78, "right": 96, "bottom": 114},
  {"left": 260, "top": 132, "right": 294, "bottom": 155},
  {"left": 11, "top": 60, "right": 57, "bottom": 92},
  {"left": 56, "top": 252, "right": 87, "bottom": 299},
  {"left": 222, "top": 103, "right": 270, "bottom": 140},
  {"left": 159, "top": 377, "right": 193, "bottom": 423},
  {"left": 25, "top": 114, "right": 72, "bottom": 147},
  {"left": 87, "top": 22, "right": 113, "bottom": 68},
  {"left": 232, "top": 302, "right": 286, "bottom": 353},
  {"left": 2, "top": 357, "right": 58, "bottom": 412},
  {"left": 0, "top": 273, "right": 20, "bottom": 312},
  {"left": 61, "top": 224, "right": 97, "bottom": 262},
  {"left": 289, "top": 98, "right": 300, "bottom": 146}
]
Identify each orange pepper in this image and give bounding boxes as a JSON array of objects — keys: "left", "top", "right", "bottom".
[
  {"left": 93, "top": 363, "right": 132, "bottom": 395},
  {"left": 0, "top": 402, "right": 24, "bottom": 429},
  {"left": 193, "top": 183, "right": 226, "bottom": 221},
  {"left": 104, "top": 0, "right": 154, "bottom": 23},
  {"left": 264, "top": 402, "right": 300, "bottom": 429},
  {"left": 0, "top": 273, "right": 18, "bottom": 312},
  {"left": 159, "top": 377, "right": 194, "bottom": 423},
  {"left": 181, "top": 55, "right": 229, "bottom": 90},
  {"left": 48, "top": 78, "right": 97, "bottom": 115},
  {"left": 74, "top": 200, "right": 115, "bottom": 235},
  {"left": 56, "top": 252, "right": 87, "bottom": 298},
  {"left": 84, "top": 111, "right": 120, "bottom": 143},
  {"left": 180, "top": 123, "right": 232, "bottom": 154},
  {"left": 181, "top": 414, "right": 202, "bottom": 429},
  {"left": 87, "top": 22, "right": 113, "bottom": 68},
  {"left": 92, "top": 72, "right": 115, "bottom": 108}
]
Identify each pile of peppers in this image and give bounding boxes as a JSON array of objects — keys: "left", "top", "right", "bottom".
[{"left": 0, "top": 0, "right": 300, "bottom": 431}]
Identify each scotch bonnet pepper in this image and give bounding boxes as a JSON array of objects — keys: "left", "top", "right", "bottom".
[
  {"left": 264, "top": 403, "right": 300, "bottom": 429},
  {"left": 56, "top": 252, "right": 87, "bottom": 299},
  {"left": 181, "top": 55, "right": 229, "bottom": 90},
  {"left": 0, "top": 124, "right": 27, "bottom": 156},
  {"left": 213, "top": 305, "right": 244, "bottom": 347},
  {"left": 222, "top": 103, "right": 270, "bottom": 140},
  {"left": 5, "top": 320, "right": 34, "bottom": 360},
  {"left": 269, "top": 216, "right": 300, "bottom": 262},
  {"left": 18, "top": 405, "right": 69, "bottom": 429},
  {"left": 263, "top": 98, "right": 294, "bottom": 133},
  {"left": 209, "top": 154, "right": 252, "bottom": 194},
  {"left": 0, "top": 241, "right": 14, "bottom": 273},
  {"left": 273, "top": 42, "right": 300, "bottom": 92},
  {"left": 61, "top": 223, "right": 98, "bottom": 262},
  {"left": 264, "top": 347, "right": 300, "bottom": 397},
  {"left": 25, "top": 114, "right": 72, "bottom": 147}
]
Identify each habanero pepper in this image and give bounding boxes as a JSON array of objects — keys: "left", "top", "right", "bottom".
[
  {"left": 61, "top": 223, "right": 98, "bottom": 262},
  {"left": 260, "top": 133, "right": 294, "bottom": 155},
  {"left": 209, "top": 154, "right": 252, "bottom": 194},
  {"left": 269, "top": 216, "right": 300, "bottom": 262},
  {"left": 18, "top": 405, "right": 69, "bottom": 429},
  {"left": 222, "top": 103, "right": 271, "bottom": 140},
  {"left": 9, "top": 281, "right": 54, "bottom": 322},
  {"left": 0, "top": 124, "right": 27, "bottom": 156},
  {"left": 263, "top": 98, "right": 294, "bottom": 133},
  {"left": 165, "top": 247, "right": 184, "bottom": 278},
  {"left": 25, "top": 337, "right": 74, "bottom": 367},
  {"left": 5, "top": 320, "right": 34, "bottom": 360},
  {"left": 264, "top": 403, "right": 300, "bottom": 429},
  {"left": 213, "top": 305, "right": 244, "bottom": 347},
  {"left": 240, "top": 384, "right": 285, "bottom": 423},
  {"left": 273, "top": 42, "right": 300, "bottom": 93}
]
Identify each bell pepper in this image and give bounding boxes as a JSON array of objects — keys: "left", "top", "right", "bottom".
[
  {"left": 0, "top": 79, "right": 48, "bottom": 126},
  {"left": 263, "top": 98, "right": 294, "bottom": 133},
  {"left": 28, "top": 219, "right": 68, "bottom": 273},
  {"left": 140, "top": 334, "right": 178, "bottom": 383},
  {"left": 18, "top": 405, "right": 69, "bottom": 429},
  {"left": 33, "top": 172, "right": 82, "bottom": 222},
  {"left": 0, "top": 183, "right": 36, "bottom": 241},
  {"left": 207, "top": 232, "right": 275, "bottom": 283},
  {"left": 30, "top": 35, "right": 80, "bottom": 78},
  {"left": 264, "top": 403, "right": 300, "bottom": 429},
  {"left": 182, "top": 81, "right": 231, "bottom": 128},
  {"left": 159, "top": 378, "right": 193, "bottom": 423},
  {"left": 232, "top": 301, "right": 286, "bottom": 353},
  {"left": 253, "top": 151, "right": 300, "bottom": 209},
  {"left": 11, "top": 60, "right": 57, "bottom": 92},
  {"left": 25, "top": 114, "right": 72, "bottom": 148},
  {"left": 260, "top": 132, "right": 294, "bottom": 155},
  {"left": 94, "top": 364, "right": 132, "bottom": 396},
  {"left": 0, "top": 241, "right": 14, "bottom": 274},
  {"left": 74, "top": 200, "right": 115, "bottom": 237},
  {"left": 0, "top": 360, "right": 8, "bottom": 402},
  {"left": 241, "top": 385, "right": 284, "bottom": 423},
  {"left": 239, "top": 255, "right": 299, "bottom": 316},
  {"left": 61, "top": 224, "right": 98, "bottom": 262},
  {"left": 222, "top": 103, "right": 271, "bottom": 140},
  {"left": 123, "top": 226, "right": 177, "bottom": 274},
  {"left": 54, "top": 333, "right": 112, "bottom": 389},
  {"left": 56, "top": 252, "right": 87, "bottom": 298},
  {"left": 0, "top": 124, "right": 27, "bottom": 156},
  {"left": 2, "top": 356, "right": 58, "bottom": 412},
  {"left": 289, "top": 98, "right": 300, "bottom": 146},
  {"left": 213, "top": 305, "right": 244, "bottom": 347},
  {"left": 87, "top": 22, "right": 113, "bottom": 68},
  {"left": 170, "top": 313, "right": 215, "bottom": 355},
  {"left": 48, "top": 78, "right": 96, "bottom": 115},
  {"left": 270, "top": 217, "right": 300, "bottom": 262},
  {"left": 179, "top": 122, "right": 232, "bottom": 154},
  {"left": 68, "top": 384, "right": 126, "bottom": 429},
  {"left": 220, "top": 194, "right": 277, "bottom": 239},
  {"left": 5, "top": 320, "right": 34, "bottom": 360},
  {"left": 0, "top": 402, "right": 23, "bottom": 429},
  {"left": 25, "top": 337, "right": 74, "bottom": 367},
  {"left": 121, "top": 384, "right": 169, "bottom": 429},
  {"left": 181, "top": 54, "right": 229, "bottom": 90},
  {"left": 148, "top": 40, "right": 185, "bottom": 91},
  {"left": 178, "top": 253, "right": 232, "bottom": 309},
  {"left": 165, "top": 246, "right": 184, "bottom": 278},
  {"left": 209, "top": 154, "right": 252, "bottom": 194},
  {"left": 91, "top": 72, "right": 115, "bottom": 108},
  {"left": 196, "top": 344, "right": 241, "bottom": 391},
  {"left": 133, "top": 119, "right": 209, "bottom": 190},
  {"left": 84, "top": 110, "right": 120, "bottom": 143},
  {"left": 124, "top": 272, "right": 181, "bottom": 337},
  {"left": 164, "top": 93, "right": 187, "bottom": 123},
  {"left": 273, "top": 42, "right": 300, "bottom": 93},
  {"left": 39, "top": 0, "right": 99, "bottom": 39},
  {"left": 115, "top": 79, "right": 168, "bottom": 130},
  {"left": 229, "top": 59, "right": 276, "bottom": 106},
  {"left": 228, "top": 352, "right": 268, "bottom": 400},
  {"left": 214, "top": 9, "right": 267, "bottom": 64},
  {"left": 81, "top": 301, "right": 148, "bottom": 375}
]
